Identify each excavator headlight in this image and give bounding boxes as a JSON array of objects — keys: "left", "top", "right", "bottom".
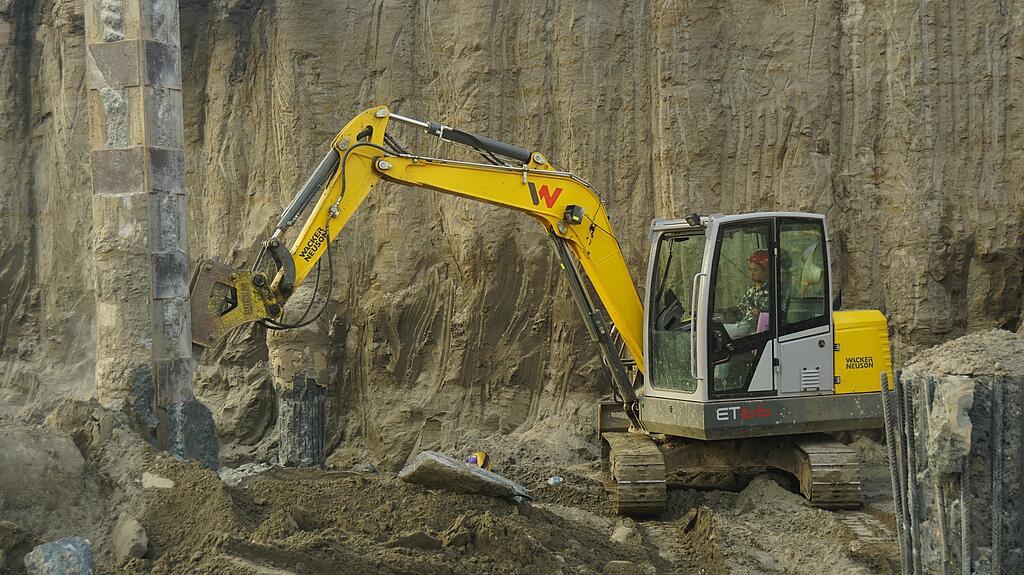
[
  {"left": 684, "top": 212, "right": 703, "bottom": 227},
  {"left": 564, "top": 204, "right": 585, "bottom": 225}
]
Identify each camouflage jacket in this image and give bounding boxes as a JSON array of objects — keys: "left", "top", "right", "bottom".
[{"left": 738, "top": 281, "right": 769, "bottom": 321}]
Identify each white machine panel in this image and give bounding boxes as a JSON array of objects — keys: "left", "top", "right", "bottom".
[
  {"left": 747, "top": 340, "right": 776, "bottom": 393},
  {"left": 778, "top": 330, "right": 833, "bottom": 394}
]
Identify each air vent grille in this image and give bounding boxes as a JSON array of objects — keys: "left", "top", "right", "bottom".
[{"left": 801, "top": 367, "right": 822, "bottom": 391}]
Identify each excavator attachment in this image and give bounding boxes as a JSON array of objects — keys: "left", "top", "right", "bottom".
[{"left": 190, "top": 258, "right": 280, "bottom": 348}]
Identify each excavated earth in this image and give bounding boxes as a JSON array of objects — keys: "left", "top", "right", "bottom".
[
  {"left": 1, "top": 401, "right": 899, "bottom": 574},
  {"left": 1, "top": 0, "right": 1022, "bottom": 573}
]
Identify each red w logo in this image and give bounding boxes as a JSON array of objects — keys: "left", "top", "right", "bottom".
[{"left": 527, "top": 182, "right": 563, "bottom": 208}]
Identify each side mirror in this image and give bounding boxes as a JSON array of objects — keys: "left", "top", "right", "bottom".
[{"left": 832, "top": 289, "right": 842, "bottom": 311}]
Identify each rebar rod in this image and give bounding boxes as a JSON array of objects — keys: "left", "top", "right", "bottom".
[
  {"left": 961, "top": 459, "right": 972, "bottom": 575},
  {"left": 991, "top": 384, "right": 1003, "bottom": 575},
  {"left": 881, "top": 372, "right": 911, "bottom": 574},
  {"left": 903, "top": 375, "right": 922, "bottom": 575}
]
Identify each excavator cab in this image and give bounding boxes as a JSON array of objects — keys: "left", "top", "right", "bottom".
[
  {"left": 602, "top": 213, "right": 892, "bottom": 515},
  {"left": 635, "top": 212, "right": 889, "bottom": 439}
]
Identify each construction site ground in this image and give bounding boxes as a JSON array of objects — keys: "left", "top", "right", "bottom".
[{"left": 0, "top": 406, "right": 898, "bottom": 575}]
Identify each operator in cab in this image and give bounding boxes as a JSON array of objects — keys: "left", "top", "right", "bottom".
[{"left": 737, "top": 249, "right": 770, "bottom": 335}]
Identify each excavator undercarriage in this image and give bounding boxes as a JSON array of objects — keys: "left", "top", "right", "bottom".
[{"left": 599, "top": 402, "right": 862, "bottom": 516}]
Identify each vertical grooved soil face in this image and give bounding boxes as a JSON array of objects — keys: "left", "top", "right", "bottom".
[
  {"left": 0, "top": 1, "right": 1022, "bottom": 571},
  {"left": 2, "top": 0, "right": 1022, "bottom": 458}
]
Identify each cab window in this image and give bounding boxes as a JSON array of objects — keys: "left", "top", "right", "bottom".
[
  {"left": 778, "top": 219, "right": 829, "bottom": 335},
  {"left": 707, "top": 221, "right": 774, "bottom": 396}
]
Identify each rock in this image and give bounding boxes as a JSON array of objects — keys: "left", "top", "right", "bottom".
[
  {"left": 113, "top": 517, "right": 147, "bottom": 563},
  {"left": 441, "top": 514, "right": 474, "bottom": 548},
  {"left": 193, "top": 359, "right": 274, "bottom": 445},
  {"left": 443, "top": 529, "right": 471, "bottom": 548},
  {"left": 603, "top": 560, "right": 643, "bottom": 575},
  {"left": 610, "top": 520, "right": 641, "bottom": 546},
  {"left": 922, "top": 375, "right": 975, "bottom": 475},
  {"left": 23, "top": 537, "right": 93, "bottom": 575},
  {"left": 287, "top": 506, "right": 318, "bottom": 531},
  {"left": 218, "top": 462, "right": 274, "bottom": 487},
  {"left": 443, "top": 521, "right": 471, "bottom": 547},
  {"left": 680, "top": 508, "right": 699, "bottom": 533},
  {"left": 398, "top": 451, "right": 530, "bottom": 499},
  {"left": 351, "top": 462, "right": 377, "bottom": 474},
  {"left": 44, "top": 398, "right": 100, "bottom": 435},
  {"left": 0, "top": 520, "right": 38, "bottom": 573},
  {"left": 0, "top": 423, "right": 88, "bottom": 512},
  {"left": 142, "top": 472, "right": 174, "bottom": 489},
  {"left": 386, "top": 530, "right": 442, "bottom": 551},
  {"left": 0, "top": 421, "right": 106, "bottom": 541}
]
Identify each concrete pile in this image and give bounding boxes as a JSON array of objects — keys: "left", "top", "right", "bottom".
[{"left": 889, "top": 329, "right": 1024, "bottom": 574}]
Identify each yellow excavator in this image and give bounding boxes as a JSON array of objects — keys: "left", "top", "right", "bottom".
[{"left": 191, "top": 106, "right": 893, "bottom": 515}]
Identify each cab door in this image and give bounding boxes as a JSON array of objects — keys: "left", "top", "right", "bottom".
[
  {"left": 704, "top": 219, "right": 777, "bottom": 399},
  {"left": 775, "top": 217, "right": 833, "bottom": 395},
  {"left": 644, "top": 227, "right": 709, "bottom": 398}
]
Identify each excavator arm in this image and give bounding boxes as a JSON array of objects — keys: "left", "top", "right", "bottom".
[{"left": 190, "top": 106, "right": 645, "bottom": 422}]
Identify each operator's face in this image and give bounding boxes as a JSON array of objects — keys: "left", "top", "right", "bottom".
[{"left": 748, "top": 263, "right": 768, "bottom": 284}]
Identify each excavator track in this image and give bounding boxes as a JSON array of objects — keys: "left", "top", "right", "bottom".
[
  {"left": 602, "top": 432, "right": 667, "bottom": 517},
  {"left": 607, "top": 434, "right": 861, "bottom": 513},
  {"left": 791, "top": 437, "right": 862, "bottom": 509}
]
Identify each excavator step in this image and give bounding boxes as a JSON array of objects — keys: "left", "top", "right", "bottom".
[{"left": 602, "top": 432, "right": 667, "bottom": 517}]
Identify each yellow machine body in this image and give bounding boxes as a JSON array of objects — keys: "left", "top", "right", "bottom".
[{"left": 833, "top": 310, "right": 894, "bottom": 394}]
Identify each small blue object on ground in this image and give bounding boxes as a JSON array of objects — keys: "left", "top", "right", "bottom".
[{"left": 23, "top": 537, "right": 93, "bottom": 575}]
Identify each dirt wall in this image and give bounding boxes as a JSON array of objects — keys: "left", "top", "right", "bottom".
[{"left": 1, "top": 0, "right": 1022, "bottom": 465}]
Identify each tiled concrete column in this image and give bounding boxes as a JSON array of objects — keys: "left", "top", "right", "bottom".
[{"left": 85, "top": 0, "right": 217, "bottom": 467}]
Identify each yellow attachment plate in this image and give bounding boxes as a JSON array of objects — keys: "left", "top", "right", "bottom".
[
  {"left": 190, "top": 258, "right": 278, "bottom": 347},
  {"left": 833, "top": 310, "right": 893, "bottom": 394}
]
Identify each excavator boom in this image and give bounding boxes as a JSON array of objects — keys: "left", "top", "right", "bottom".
[{"left": 190, "top": 106, "right": 645, "bottom": 420}]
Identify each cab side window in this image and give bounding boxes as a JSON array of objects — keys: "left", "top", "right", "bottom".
[{"left": 778, "top": 220, "right": 829, "bottom": 335}]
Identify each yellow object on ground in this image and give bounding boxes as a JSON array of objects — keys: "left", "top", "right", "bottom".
[
  {"left": 833, "top": 310, "right": 893, "bottom": 394},
  {"left": 466, "top": 451, "right": 490, "bottom": 470}
]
